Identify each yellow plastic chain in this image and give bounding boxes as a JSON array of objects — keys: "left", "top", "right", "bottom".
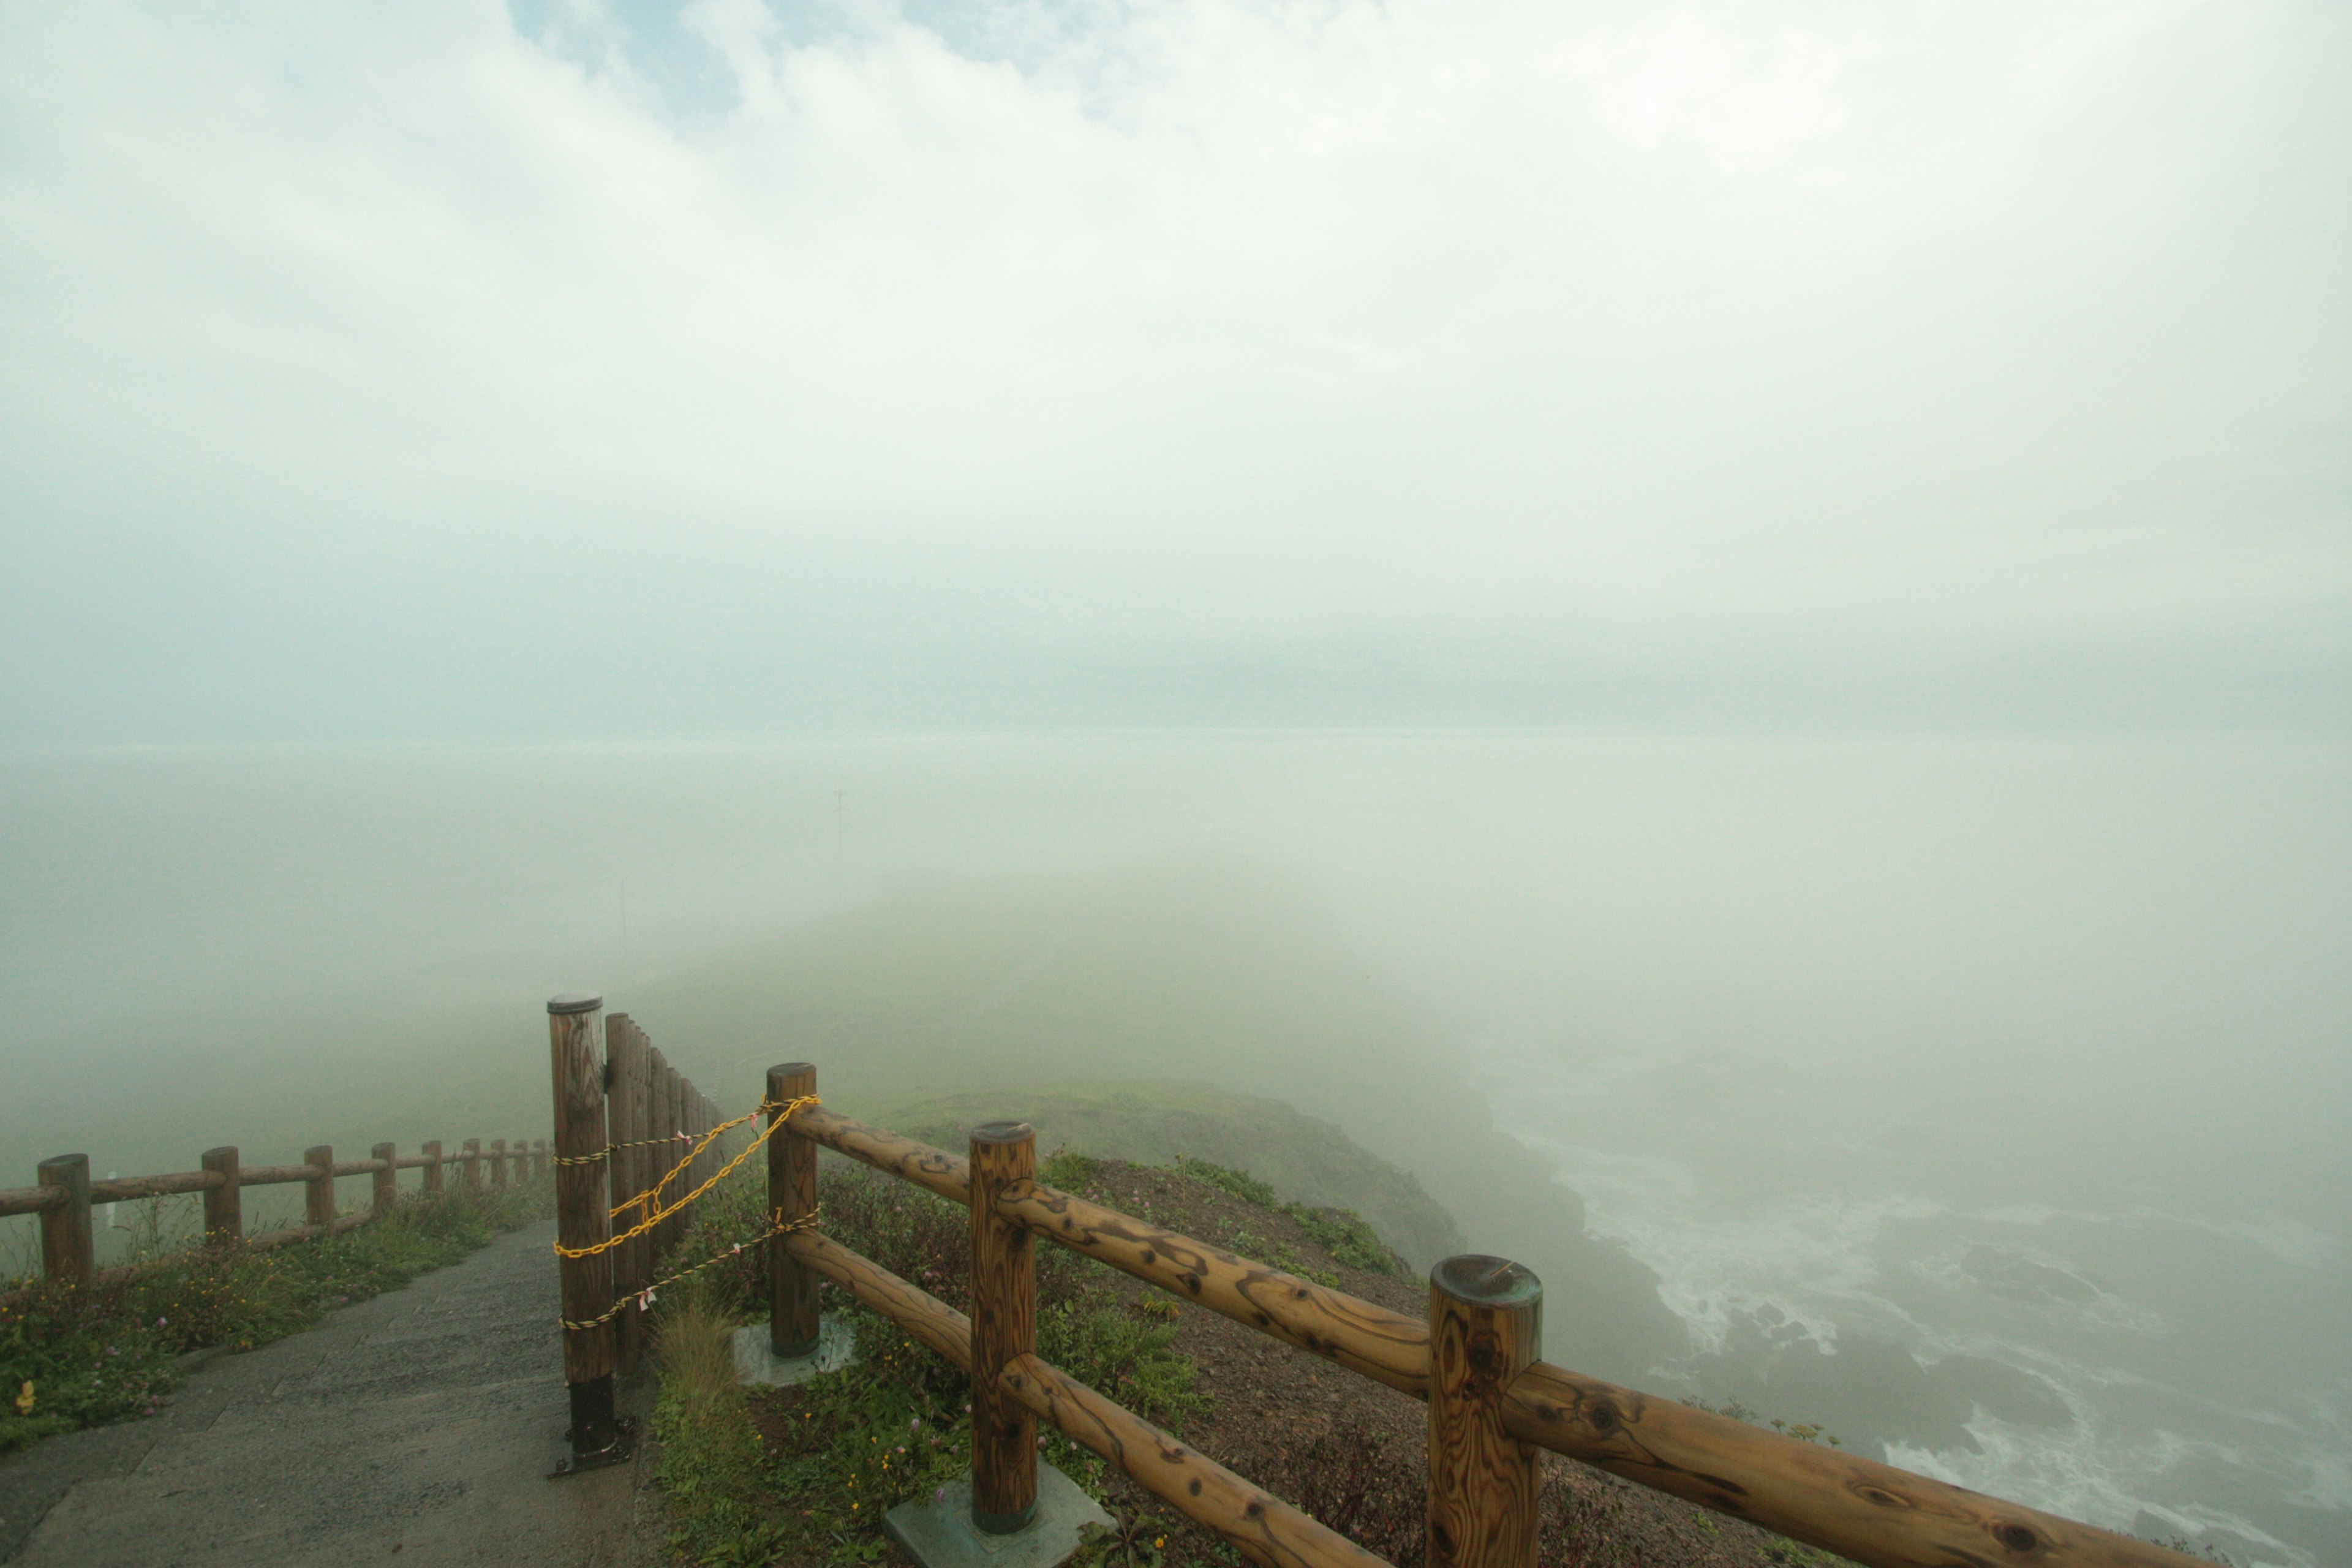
[
  {"left": 549, "top": 1094, "right": 818, "bottom": 1261},
  {"left": 559, "top": 1207, "right": 823, "bottom": 1330}
]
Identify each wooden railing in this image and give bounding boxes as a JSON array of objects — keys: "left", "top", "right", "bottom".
[
  {"left": 546, "top": 993, "right": 737, "bottom": 1472},
  {"left": 0, "top": 1133, "right": 548, "bottom": 1287},
  {"left": 542, "top": 1000, "right": 2203, "bottom": 1568}
]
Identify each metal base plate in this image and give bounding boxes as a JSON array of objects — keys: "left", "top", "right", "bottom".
[
  {"left": 731, "top": 1316, "right": 856, "bottom": 1387},
  {"left": 547, "top": 1416, "right": 636, "bottom": 1479},
  {"left": 884, "top": 1466, "right": 1112, "bottom": 1568}
]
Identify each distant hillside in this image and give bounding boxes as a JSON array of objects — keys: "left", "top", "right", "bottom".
[
  {"left": 628, "top": 854, "right": 1692, "bottom": 1380},
  {"left": 883, "top": 1077, "right": 1467, "bottom": 1268}
]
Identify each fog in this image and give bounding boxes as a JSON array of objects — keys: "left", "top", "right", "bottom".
[
  {"left": 4, "top": 735, "right": 2345, "bottom": 1561},
  {"left": 2, "top": 4, "right": 2348, "bottom": 1566}
]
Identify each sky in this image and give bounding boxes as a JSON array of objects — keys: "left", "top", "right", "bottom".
[{"left": 2, "top": 0, "right": 2346, "bottom": 741}]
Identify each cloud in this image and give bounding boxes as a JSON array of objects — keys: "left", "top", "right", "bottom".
[{"left": 0, "top": 0, "right": 2345, "bottom": 737}]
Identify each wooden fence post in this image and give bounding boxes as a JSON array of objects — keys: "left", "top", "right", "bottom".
[
  {"left": 970, "top": 1121, "right": 1039, "bottom": 1534},
  {"left": 491, "top": 1138, "right": 509, "bottom": 1191},
  {"left": 422, "top": 1139, "right": 443, "bottom": 1196},
  {"left": 767, "top": 1063, "right": 819, "bottom": 1358},
  {"left": 651, "top": 1054, "right": 677, "bottom": 1256},
  {"left": 462, "top": 1138, "right": 482, "bottom": 1191},
  {"left": 606, "top": 1014, "right": 651, "bottom": 1375},
  {"left": 304, "top": 1145, "right": 336, "bottom": 1232},
  {"left": 549, "top": 992, "right": 629, "bottom": 1472},
  {"left": 37, "top": 1154, "right": 93, "bottom": 1285},
  {"left": 1427, "top": 1255, "right": 1542, "bottom": 1568},
  {"left": 372, "top": 1142, "right": 397, "bottom": 1213},
  {"left": 537, "top": 1137, "right": 549, "bottom": 1180},
  {"left": 202, "top": 1145, "right": 242, "bottom": 1244}
]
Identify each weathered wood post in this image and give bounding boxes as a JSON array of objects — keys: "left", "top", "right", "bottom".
[
  {"left": 970, "top": 1121, "right": 1039, "bottom": 1534},
  {"left": 201, "top": 1146, "right": 242, "bottom": 1243},
  {"left": 462, "top": 1138, "right": 483, "bottom": 1191},
  {"left": 421, "top": 1139, "right": 444, "bottom": 1196},
  {"left": 1427, "top": 1255, "right": 1542, "bottom": 1568},
  {"left": 549, "top": 993, "right": 629, "bottom": 1473},
  {"left": 605, "top": 1014, "right": 651, "bottom": 1374},
  {"left": 37, "top": 1155, "right": 93, "bottom": 1285},
  {"left": 767, "top": 1063, "right": 820, "bottom": 1358},
  {"left": 372, "top": 1142, "right": 398, "bottom": 1214},
  {"left": 490, "top": 1138, "right": 510, "bottom": 1191},
  {"left": 536, "top": 1137, "right": 549, "bottom": 1180},
  {"left": 650, "top": 1053, "right": 678, "bottom": 1256},
  {"left": 303, "top": 1145, "right": 336, "bottom": 1232}
]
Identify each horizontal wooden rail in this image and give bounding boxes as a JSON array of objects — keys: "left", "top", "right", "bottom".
[
  {"left": 88, "top": 1170, "right": 227, "bottom": 1202},
  {"left": 1498, "top": 1363, "right": 2185, "bottom": 1568},
  {"left": 1000, "top": 1351, "right": 1389, "bottom": 1568},
  {"left": 0, "top": 1186, "right": 66, "bottom": 1216},
  {"left": 783, "top": 1109, "right": 1431, "bottom": 1395},
  {"left": 782, "top": 1227, "right": 973, "bottom": 1371},
  {"left": 778, "top": 1226, "right": 1388, "bottom": 1568},
  {"left": 237, "top": 1162, "right": 333, "bottom": 1186},
  {"left": 1003, "top": 1177, "right": 1429, "bottom": 1398},
  {"left": 9, "top": 1136, "right": 549, "bottom": 1292},
  {"left": 788, "top": 1104, "right": 970, "bottom": 1204},
  {"left": 3, "top": 1150, "right": 507, "bottom": 1215},
  {"left": 789, "top": 1105, "right": 2201, "bottom": 1568}
]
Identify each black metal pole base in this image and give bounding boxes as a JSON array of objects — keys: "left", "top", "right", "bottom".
[{"left": 548, "top": 1374, "right": 635, "bottom": 1479}]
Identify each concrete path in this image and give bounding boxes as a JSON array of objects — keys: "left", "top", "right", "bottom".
[{"left": 0, "top": 1220, "right": 669, "bottom": 1568}]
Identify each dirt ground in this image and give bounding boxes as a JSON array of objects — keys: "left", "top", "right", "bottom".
[{"left": 1050, "top": 1160, "right": 1841, "bottom": 1568}]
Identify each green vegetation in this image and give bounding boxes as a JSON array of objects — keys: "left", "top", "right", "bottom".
[
  {"left": 1174, "top": 1155, "right": 1398, "bottom": 1273},
  {"left": 649, "top": 1160, "right": 1204, "bottom": 1568},
  {"left": 1, "top": 1179, "right": 551, "bottom": 1452},
  {"left": 891, "top": 1080, "right": 1461, "bottom": 1270}
]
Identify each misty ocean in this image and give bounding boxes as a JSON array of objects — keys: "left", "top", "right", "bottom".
[{"left": 3, "top": 733, "right": 2344, "bottom": 1566}]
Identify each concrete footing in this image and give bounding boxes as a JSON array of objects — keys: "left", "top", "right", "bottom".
[
  {"left": 884, "top": 1465, "right": 1112, "bottom": 1568},
  {"left": 729, "top": 1316, "right": 856, "bottom": 1387}
]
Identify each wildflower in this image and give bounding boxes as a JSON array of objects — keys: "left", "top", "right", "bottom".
[{"left": 15, "top": 1382, "right": 33, "bottom": 1415}]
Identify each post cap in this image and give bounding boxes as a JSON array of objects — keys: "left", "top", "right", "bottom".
[
  {"left": 548, "top": 992, "right": 603, "bottom": 1014},
  {"left": 971, "top": 1120, "right": 1035, "bottom": 1145},
  {"left": 1431, "top": 1254, "right": 1543, "bottom": 1308}
]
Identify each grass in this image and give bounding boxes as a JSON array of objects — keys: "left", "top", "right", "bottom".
[
  {"left": 1172, "top": 1155, "right": 1398, "bottom": 1273},
  {"left": 647, "top": 1158, "right": 1203, "bottom": 1568},
  {"left": 1, "top": 1177, "right": 552, "bottom": 1453}
]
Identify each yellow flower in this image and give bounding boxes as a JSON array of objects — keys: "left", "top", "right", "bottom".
[{"left": 15, "top": 1382, "right": 34, "bottom": 1415}]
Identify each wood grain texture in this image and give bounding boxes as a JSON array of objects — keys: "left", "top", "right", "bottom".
[
  {"left": 605, "top": 1016, "right": 652, "bottom": 1373},
  {"left": 0, "top": 1186, "right": 66, "bottom": 1217},
  {"left": 37, "top": 1154, "right": 92, "bottom": 1284},
  {"left": 786, "top": 1104, "right": 971, "bottom": 1204},
  {"left": 371, "top": 1143, "right": 397, "bottom": 1212},
  {"left": 1427, "top": 1257, "right": 1540, "bottom": 1568},
  {"left": 1501, "top": 1363, "right": 2204, "bottom": 1568},
  {"left": 421, "top": 1140, "right": 444, "bottom": 1196},
  {"left": 1001, "top": 1179, "right": 1430, "bottom": 1397},
  {"left": 766, "top": 1107, "right": 2206, "bottom": 1568},
  {"left": 549, "top": 1000, "right": 617, "bottom": 1385},
  {"left": 997, "top": 1352, "right": 1392, "bottom": 1568},
  {"left": 303, "top": 1145, "right": 337, "bottom": 1230},
  {"left": 970, "top": 1123, "right": 1040, "bottom": 1530},
  {"left": 201, "top": 1146, "right": 241, "bottom": 1243},
  {"left": 648, "top": 1052, "right": 676, "bottom": 1257},
  {"left": 768, "top": 1063, "right": 820, "bottom": 1355},
  {"left": 780, "top": 1227, "right": 973, "bottom": 1370},
  {"left": 85, "top": 1170, "right": 226, "bottom": 1201}
]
